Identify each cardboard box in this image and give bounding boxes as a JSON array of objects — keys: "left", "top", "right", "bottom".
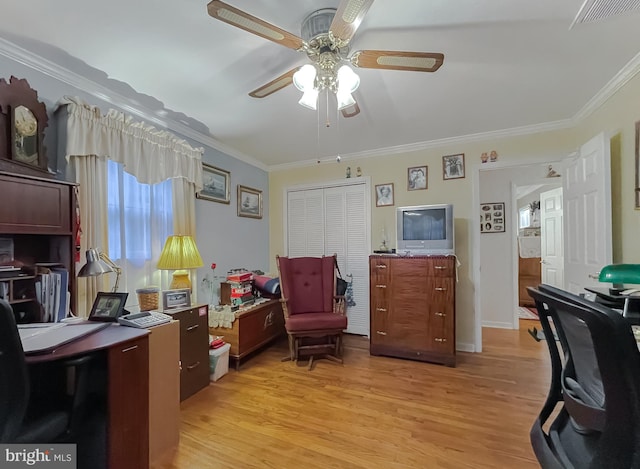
[{"left": 209, "top": 343, "right": 231, "bottom": 381}]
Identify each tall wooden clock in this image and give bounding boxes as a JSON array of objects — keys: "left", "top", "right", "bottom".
[{"left": 0, "top": 76, "right": 51, "bottom": 178}]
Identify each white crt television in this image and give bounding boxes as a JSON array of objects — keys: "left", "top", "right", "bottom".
[{"left": 396, "top": 204, "right": 454, "bottom": 255}]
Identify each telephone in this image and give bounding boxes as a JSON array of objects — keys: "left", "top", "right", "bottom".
[{"left": 117, "top": 311, "right": 171, "bottom": 329}]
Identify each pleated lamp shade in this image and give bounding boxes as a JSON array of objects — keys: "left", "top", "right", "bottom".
[{"left": 157, "top": 235, "right": 203, "bottom": 290}]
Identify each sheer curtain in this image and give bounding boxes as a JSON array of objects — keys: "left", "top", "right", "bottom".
[
  {"left": 107, "top": 160, "right": 173, "bottom": 305},
  {"left": 60, "top": 97, "right": 203, "bottom": 316}
]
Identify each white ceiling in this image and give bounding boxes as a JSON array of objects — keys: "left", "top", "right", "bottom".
[{"left": 1, "top": 0, "right": 640, "bottom": 169}]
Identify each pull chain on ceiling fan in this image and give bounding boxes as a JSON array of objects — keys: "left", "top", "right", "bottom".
[{"left": 207, "top": 0, "right": 444, "bottom": 118}]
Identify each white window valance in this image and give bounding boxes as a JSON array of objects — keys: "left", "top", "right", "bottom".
[{"left": 58, "top": 96, "right": 203, "bottom": 190}]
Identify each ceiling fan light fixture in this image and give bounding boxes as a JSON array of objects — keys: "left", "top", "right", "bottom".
[
  {"left": 336, "top": 91, "right": 356, "bottom": 110},
  {"left": 337, "top": 64, "right": 360, "bottom": 93},
  {"left": 293, "top": 64, "right": 317, "bottom": 91},
  {"left": 298, "top": 89, "right": 319, "bottom": 110}
]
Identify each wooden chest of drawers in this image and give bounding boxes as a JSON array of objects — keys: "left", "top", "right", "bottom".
[
  {"left": 164, "top": 304, "right": 209, "bottom": 401},
  {"left": 369, "top": 255, "right": 456, "bottom": 366},
  {"left": 209, "top": 299, "right": 284, "bottom": 369}
]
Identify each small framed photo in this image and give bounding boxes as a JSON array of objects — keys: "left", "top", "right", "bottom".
[
  {"left": 197, "top": 163, "right": 230, "bottom": 204},
  {"left": 443, "top": 153, "right": 465, "bottom": 180},
  {"left": 407, "top": 166, "right": 428, "bottom": 191},
  {"left": 237, "top": 185, "right": 263, "bottom": 219},
  {"left": 375, "top": 183, "right": 394, "bottom": 207},
  {"left": 480, "top": 202, "right": 506, "bottom": 233},
  {"left": 162, "top": 288, "right": 191, "bottom": 310},
  {"left": 89, "top": 292, "right": 129, "bottom": 322}
]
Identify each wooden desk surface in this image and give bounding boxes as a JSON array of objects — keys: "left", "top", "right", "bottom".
[{"left": 25, "top": 324, "right": 149, "bottom": 363}]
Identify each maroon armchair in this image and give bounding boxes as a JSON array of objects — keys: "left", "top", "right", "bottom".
[{"left": 276, "top": 254, "right": 347, "bottom": 370}]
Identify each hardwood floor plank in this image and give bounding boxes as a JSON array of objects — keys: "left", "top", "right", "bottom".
[{"left": 151, "top": 328, "right": 548, "bottom": 468}]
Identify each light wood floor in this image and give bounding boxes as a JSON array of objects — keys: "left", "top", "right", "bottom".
[{"left": 152, "top": 326, "right": 549, "bottom": 469}]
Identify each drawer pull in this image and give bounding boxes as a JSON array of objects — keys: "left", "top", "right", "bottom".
[
  {"left": 376, "top": 308, "right": 387, "bottom": 312},
  {"left": 186, "top": 361, "right": 201, "bottom": 371},
  {"left": 434, "top": 287, "right": 446, "bottom": 291},
  {"left": 434, "top": 338, "right": 447, "bottom": 343},
  {"left": 186, "top": 324, "right": 200, "bottom": 331},
  {"left": 435, "top": 266, "right": 446, "bottom": 270},
  {"left": 375, "top": 284, "right": 387, "bottom": 288},
  {"left": 121, "top": 345, "right": 138, "bottom": 353},
  {"left": 375, "top": 264, "right": 387, "bottom": 269},
  {"left": 435, "top": 312, "right": 446, "bottom": 317},
  {"left": 376, "top": 331, "right": 387, "bottom": 336}
]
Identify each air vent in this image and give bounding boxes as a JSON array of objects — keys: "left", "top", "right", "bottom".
[{"left": 570, "top": 0, "right": 640, "bottom": 28}]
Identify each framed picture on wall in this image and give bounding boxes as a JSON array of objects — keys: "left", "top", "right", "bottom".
[
  {"left": 375, "top": 183, "right": 394, "bottom": 207},
  {"left": 442, "top": 153, "right": 465, "bottom": 180},
  {"left": 407, "top": 166, "right": 428, "bottom": 191},
  {"left": 480, "top": 202, "right": 505, "bottom": 233},
  {"left": 197, "top": 163, "right": 230, "bottom": 204},
  {"left": 237, "top": 185, "right": 263, "bottom": 219}
]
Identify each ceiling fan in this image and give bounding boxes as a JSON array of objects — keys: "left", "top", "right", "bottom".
[{"left": 207, "top": 0, "right": 444, "bottom": 118}]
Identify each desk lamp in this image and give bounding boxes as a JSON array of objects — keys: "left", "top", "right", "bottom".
[
  {"left": 157, "top": 235, "right": 203, "bottom": 290},
  {"left": 599, "top": 264, "right": 640, "bottom": 293},
  {"left": 78, "top": 248, "right": 122, "bottom": 292}
]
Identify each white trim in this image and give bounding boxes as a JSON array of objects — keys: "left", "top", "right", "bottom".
[
  {"left": 3, "top": 37, "right": 640, "bottom": 172},
  {"left": 456, "top": 342, "right": 475, "bottom": 353},
  {"left": 0, "top": 37, "right": 267, "bottom": 171},
  {"left": 573, "top": 51, "right": 640, "bottom": 122},
  {"left": 511, "top": 182, "right": 521, "bottom": 330},
  {"left": 482, "top": 321, "right": 515, "bottom": 329}
]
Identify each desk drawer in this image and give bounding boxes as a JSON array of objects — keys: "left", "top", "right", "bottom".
[{"left": 168, "top": 305, "right": 210, "bottom": 401}]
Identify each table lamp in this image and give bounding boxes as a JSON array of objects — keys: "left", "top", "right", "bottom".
[
  {"left": 599, "top": 264, "right": 640, "bottom": 292},
  {"left": 77, "top": 248, "right": 122, "bottom": 292},
  {"left": 157, "top": 235, "right": 203, "bottom": 290}
]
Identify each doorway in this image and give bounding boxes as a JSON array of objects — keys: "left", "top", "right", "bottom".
[{"left": 513, "top": 180, "right": 562, "bottom": 329}]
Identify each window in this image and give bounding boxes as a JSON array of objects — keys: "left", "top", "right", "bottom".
[
  {"left": 107, "top": 160, "right": 173, "bottom": 294},
  {"left": 518, "top": 206, "right": 531, "bottom": 229}
]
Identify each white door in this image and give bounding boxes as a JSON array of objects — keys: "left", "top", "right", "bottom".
[
  {"left": 324, "top": 185, "right": 370, "bottom": 335},
  {"left": 286, "top": 180, "right": 371, "bottom": 336},
  {"left": 540, "top": 187, "right": 564, "bottom": 287},
  {"left": 563, "top": 133, "right": 612, "bottom": 294},
  {"left": 287, "top": 189, "right": 324, "bottom": 257}
]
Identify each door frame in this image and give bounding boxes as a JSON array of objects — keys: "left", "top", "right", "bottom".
[{"left": 472, "top": 158, "right": 564, "bottom": 352}]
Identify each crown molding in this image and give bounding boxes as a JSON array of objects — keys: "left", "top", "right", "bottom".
[
  {"left": 0, "top": 38, "right": 268, "bottom": 172},
  {"left": 267, "top": 118, "right": 574, "bottom": 172},
  {"left": 3, "top": 37, "right": 639, "bottom": 174},
  {"left": 573, "top": 50, "right": 640, "bottom": 122}
]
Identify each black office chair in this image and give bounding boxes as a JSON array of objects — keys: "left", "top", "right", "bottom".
[
  {"left": 0, "top": 298, "right": 90, "bottom": 443},
  {"left": 527, "top": 286, "right": 640, "bottom": 468}
]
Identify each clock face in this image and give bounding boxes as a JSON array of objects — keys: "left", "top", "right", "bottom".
[{"left": 13, "top": 105, "right": 39, "bottom": 165}]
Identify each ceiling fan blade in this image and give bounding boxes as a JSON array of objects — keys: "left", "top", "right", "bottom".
[
  {"left": 351, "top": 50, "right": 444, "bottom": 72},
  {"left": 329, "top": 0, "right": 375, "bottom": 47},
  {"left": 248, "top": 68, "right": 298, "bottom": 98},
  {"left": 207, "top": 1, "right": 304, "bottom": 50},
  {"left": 341, "top": 102, "right": 360, "bottom": 118}
]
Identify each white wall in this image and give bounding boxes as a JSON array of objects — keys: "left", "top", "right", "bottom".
[{"left": 479, "top": 162, "right": 559, "bottom": 328}]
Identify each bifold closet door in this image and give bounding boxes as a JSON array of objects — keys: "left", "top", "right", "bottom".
[{"left": 286, "top": 183, "right": 370, "bottom": 336}]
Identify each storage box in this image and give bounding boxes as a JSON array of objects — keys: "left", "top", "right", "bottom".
[{"left": 209, "top": 343, "right": 231, "bottom": 381}]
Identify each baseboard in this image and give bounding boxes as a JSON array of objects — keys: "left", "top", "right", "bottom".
[
  {"left": 482, "top": 320, "right": 515, "bottom": 329},
  {"left": 456, "top": 342, "right": 475, "bottom": 353}
]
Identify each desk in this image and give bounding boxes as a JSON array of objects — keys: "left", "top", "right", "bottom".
[
  {"left": 26, "top": 325, "right": 150, "bottom": 469},
  {"left": 584, "top": 287, "right": 640, "bottom": 325}
]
